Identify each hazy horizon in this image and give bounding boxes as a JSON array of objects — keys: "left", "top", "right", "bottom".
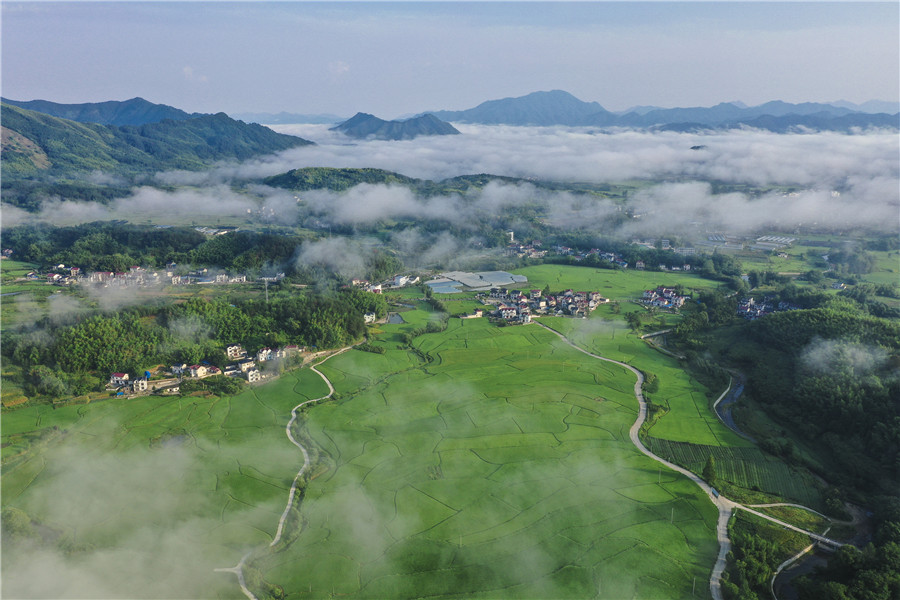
[{"left": 2, "top": 2, "right": 898, "bottom": 119}]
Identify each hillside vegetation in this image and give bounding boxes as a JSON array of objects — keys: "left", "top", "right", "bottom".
[
  {"left": 263, "top": 167, "right": 421, "bottom": 192},
  {"left": 0, "top": 103, "right": 312, "bottom": 179},
  {"left": 0, "top": 96, "right": 201, "bottom": 126}
]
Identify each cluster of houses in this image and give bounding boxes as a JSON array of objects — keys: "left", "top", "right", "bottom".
[
  {"left": 216, "top": 344, "right": 302, "bottom": 383},
  {"left": 88, "top": 266, "right": 163, "bottom": 287},
  {"left": 507, "top": 240, "right": 547, "bottom": 259},
  {"left": 480, "top": 287, "right": 609, "bottom": 322},
  {"left": 553, "top": 246, "right": 630, "bottom": 269},
  {"left": 641, "top": 287, "right": 690, "bottom": 310},
  {"left": 108, "top": 371, "right": 180, "bottom": 396},
  {"left": 737, "top": 297, "right": 801, "bottom": 320},
  {"left": 107, "top": 343, "right": 304, "bottom": 397},
  {"left": 29, "top": 262, "right": 279, "bottom": 289}
]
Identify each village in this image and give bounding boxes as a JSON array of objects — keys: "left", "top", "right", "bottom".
[
  {"left": 107, "top": 343, "right": 304, "bottom": 397},
  {"left": 640, "top": 286, "right": 690, "bottom": 311},
  {"left": 470, "top": 287, "right": 611, "bottom": 323},
  {"left": 17, "top": 262, "right": 281, "bottom": 289},
  {"left": 736, "top": 296, "right": 802, "bottom": 320}
]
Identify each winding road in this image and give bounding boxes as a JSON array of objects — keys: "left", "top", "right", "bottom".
[
  {"left": 215, "top": 348, "right": 349, "bottom": 600},
  {"left": 535, "top": 322, "right": 844, "bottom": 600}
]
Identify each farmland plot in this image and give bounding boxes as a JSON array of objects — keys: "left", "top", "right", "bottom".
[{"left": 255, "top": 318, "right": 719, "bottom": 598}]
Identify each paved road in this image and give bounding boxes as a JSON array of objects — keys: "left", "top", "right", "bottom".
[
  {"left": 712, "top": 373, "right": 755, "bottom": 442},
  {"left": 215, "top": 347, "right": 349, "bottom": 600},
  {"left": 535, "top": 322, "right": 844, "bottom": 600}
]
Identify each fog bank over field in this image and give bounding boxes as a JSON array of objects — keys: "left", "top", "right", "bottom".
[
  {"left": 262, "top": 124, "right": 899, "bottom": 188},
  {"left": 2, "top": 125, "right": 897, "bottom": 236}
]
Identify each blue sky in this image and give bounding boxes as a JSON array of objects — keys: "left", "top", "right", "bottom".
[{"left": 2, "top": 2, "right": 897, "bottom": 117}]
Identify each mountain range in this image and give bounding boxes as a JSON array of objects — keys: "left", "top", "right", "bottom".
[
  {"left": 331, "top": 113, "right": 460, "bottom": 140},
  {"left": 0, "top": 97, "right": 203, "bottom": 127},
  {"left": 424, "top": 90, "right": 899, "bottom": 131},
  {"left": 0, "top": 102, "right": 312, "bottom": 178}
]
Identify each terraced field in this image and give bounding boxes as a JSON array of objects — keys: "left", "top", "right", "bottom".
[
  {"left": 646, "top": 438, "right": 824, "bottom": 509},
  {"left": 253, "top": 318, "right": 719, "bottom": 598}
]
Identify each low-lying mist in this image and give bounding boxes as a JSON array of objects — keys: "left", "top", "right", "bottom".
[{"left": 3, "top": 125, "right": 897, "bottom": 241}]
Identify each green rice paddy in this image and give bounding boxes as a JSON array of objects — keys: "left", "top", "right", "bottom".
[
  {"left": 2, "top": 273, "right": 812, "bottom": 598},
  {"left": 252, "top": 317, "right": 719, "bottom": 598},
  {"left": 1, "top": 368, "right": 330, "bottom": 599},
  {"left": 513, "top": 264, "right": 724, "bottom": 301}
]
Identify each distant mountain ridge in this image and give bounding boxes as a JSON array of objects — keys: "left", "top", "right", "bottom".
[
  {"left": 331, "top": 113, "right": 459, "bottom": 140},
  {"left": 0, "top": 97, "right": 204, "bottom": 126},
  {"left": 427, "top": 90, "right": 614, "bottom": 127},
  {"left": 422, "top": 90, "right": 899, "bottom": 132},
  {"left": 230, "top": 111, "right": 347, "bottom": 125}
]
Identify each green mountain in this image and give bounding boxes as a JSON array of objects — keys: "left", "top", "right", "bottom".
[
  {"left": 263, "top": 167, "right": 585, "bottom": 197},
  {"left": 0, "top": 103, "right": 313, "bottom": 178},
  {"left": 331, "top": 113, "right": 459, "bottom": 140},
  {"left": 263, "top": 167, "right": 421, "bottom": 192},
  {"left": 1, "top": 97, "right": 202, "bottom": 126}
]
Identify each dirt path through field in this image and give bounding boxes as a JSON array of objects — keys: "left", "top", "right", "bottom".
[{"left": 215, "top": 347, "right": 349, "bottom": 600}]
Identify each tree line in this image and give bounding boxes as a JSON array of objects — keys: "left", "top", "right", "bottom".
[{"left": 3, "top": 288, "right": 385, "bottom": 401}]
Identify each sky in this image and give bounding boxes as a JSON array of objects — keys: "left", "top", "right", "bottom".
[{"left": 2, "top": 2, "right": 898, "bottom": 118}]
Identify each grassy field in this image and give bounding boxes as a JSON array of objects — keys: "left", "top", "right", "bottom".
[
  {"left": 861, "top": 249, "right": 900, "bottom": 286},
  {"left": 513, "top": 264, "right": 724, "bottom": 301},
  {"left": 0, "top": 260, "right": 61, "bottom": 329},
  {"left": 536, "top": 311, "right": 748, "bottom": 449},
  {"left": 252, "top": 317, "right": 719, "bottom": 598},
  {"left": 0, "top": 367, "right": 330, "bottom": 599},
  {"left": 2, "top": 271, "right": 821, "bottom": 598}
]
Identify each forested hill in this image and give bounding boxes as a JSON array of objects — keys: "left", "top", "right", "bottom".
[
  {"left": 739, "top": 304, "right": 900, "bottom": 495},
  {"left": 263, "top": 167, "right": 421, "bottom": 191},
  {"left": 264, "top": 167, "right": 560, "bottom": 195},
  {"left": 0, "top": 103, "right": 313, "bottom": 178},
  {"left": 0, "top": 97, "right": 202, "bottom": 126},
  {"left": 331, "top": 112, "right": 460, "bottom": 140}
]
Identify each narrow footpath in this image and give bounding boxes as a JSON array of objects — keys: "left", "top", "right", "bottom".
[
  {"left": 535, "top": 322, "right": 844, "bottom": 600},
  {"left": 215, "top": 348, "right": 349, "bottom": 600}
]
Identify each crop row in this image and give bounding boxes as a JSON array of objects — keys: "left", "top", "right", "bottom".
[{"left": 647, "top": 437, "right": 822, "bottom": 508}]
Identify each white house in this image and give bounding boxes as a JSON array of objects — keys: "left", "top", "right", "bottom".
[
  {"left": 499, "top": 306, "right": 518, "bottom": 320},
  {"left": 110, "top": 373, "right": 129, "bottom": 386},
  {"left": 171, "top": 363, "right": 188, "bottom": 376},
  {"left": 246, "top": 369, "right": 262, "bottom": 383},
  {"left": 189, "top": 365, "right": 208, "bottom": 378},
  {"left": 226, "top": 344, "right": 246, "bottom": 360}
]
